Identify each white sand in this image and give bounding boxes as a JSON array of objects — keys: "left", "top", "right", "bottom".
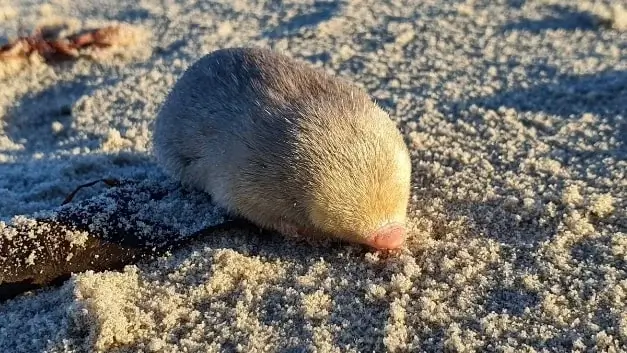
[{"left": 0, "top": 0, "right": 626, "bottom": 351}]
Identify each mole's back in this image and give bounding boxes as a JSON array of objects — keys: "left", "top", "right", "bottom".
[{"left": 153, "top": 47, "right": 372, "bottom": 201}]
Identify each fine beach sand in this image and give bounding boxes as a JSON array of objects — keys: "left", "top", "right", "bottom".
[{"left": 0, "top": 0, "right": 626, "bottom": 352}]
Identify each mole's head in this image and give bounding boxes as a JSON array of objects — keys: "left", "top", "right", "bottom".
[{"left": 299, "top": 107, "right": 412, "bottom": 250}]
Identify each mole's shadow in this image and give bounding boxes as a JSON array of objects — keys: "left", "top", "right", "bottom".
[
  {"left": 501, "top": 4, "right": 599, "bottom": 33},
  {"left": 2, "top": 77, "right": 117, "bottom": 159},
  {"left": 261, "top": 0, "right": 343, "bottom": 39}
]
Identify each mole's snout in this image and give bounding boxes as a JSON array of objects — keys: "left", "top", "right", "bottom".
[{"left": 364, "top": 223, "right": 406, "bottom": 250}]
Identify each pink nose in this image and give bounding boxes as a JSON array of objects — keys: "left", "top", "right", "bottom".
[{"left": 364, "top": 223, "right": 406, "bottom": 250}]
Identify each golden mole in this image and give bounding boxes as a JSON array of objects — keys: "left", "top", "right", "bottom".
[{"left": 152, "top": 47, "right": 412, "bottom": 250}]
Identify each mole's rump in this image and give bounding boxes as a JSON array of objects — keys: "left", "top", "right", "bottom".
[{"left": 152, "top": 47, "right": 412, "bottom": 249}]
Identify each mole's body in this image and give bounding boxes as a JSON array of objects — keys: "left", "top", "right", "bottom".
[{"left": 152, "top": 47, "right": 412, "bottom": 249}]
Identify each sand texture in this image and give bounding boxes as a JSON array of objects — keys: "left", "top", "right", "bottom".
[{"left": 0, "top": 0, "right": 626, "bottom": 352}]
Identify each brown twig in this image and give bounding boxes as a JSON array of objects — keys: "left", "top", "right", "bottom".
[
  {"left": 61, "top": 178, "right": 122, "bottom": 205},
  {"left": 0, "top": 25, "right": 128, "bottom": 64}
]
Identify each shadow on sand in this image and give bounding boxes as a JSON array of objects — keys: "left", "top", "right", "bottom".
[
  {"left": 1, "top": 76, "right": 121, "bottom": 159},
  {"left": 261, "top": 0, "right": 344, "bottom": 39},
  {"left": 501, "top": 4, "right": 600, "bottom": 33}
]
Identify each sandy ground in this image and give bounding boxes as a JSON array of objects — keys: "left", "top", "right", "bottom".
[{"left": 0, "top": 0, "right": 626, "bottom": 352}]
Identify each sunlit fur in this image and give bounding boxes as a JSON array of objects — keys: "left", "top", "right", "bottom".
[
  {"left": 295, "top": 99, "right": 412, "bottom": 243},
  {"left": 153, "top": 47, "right": 412, "bottom": 246}
]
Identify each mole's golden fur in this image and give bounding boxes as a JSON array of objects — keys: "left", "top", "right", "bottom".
[{"left": 153, "top": 47, "right": 412, "bottom": 249}]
